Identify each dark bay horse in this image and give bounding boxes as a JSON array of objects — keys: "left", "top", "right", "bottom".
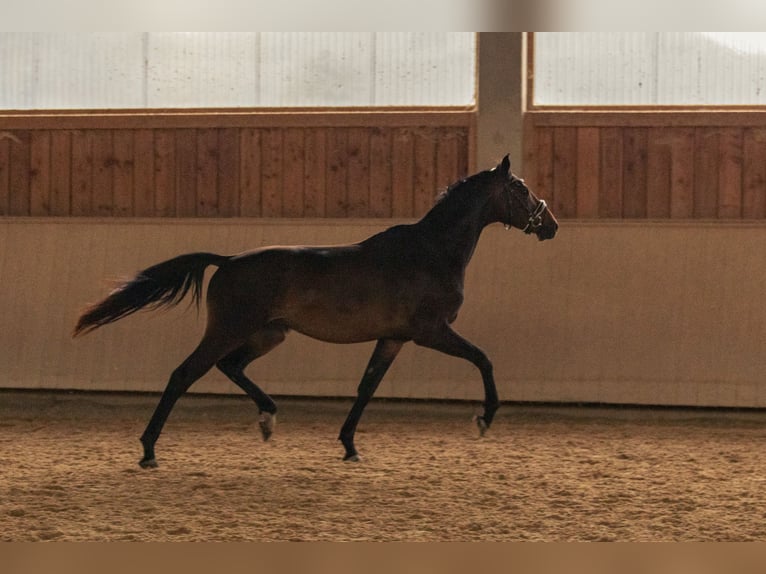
[{"left": 73, "top": 155, "right": 558, "bottom": 468}]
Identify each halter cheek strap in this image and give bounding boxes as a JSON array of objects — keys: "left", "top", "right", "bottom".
[{"left": 522, "top": 199, "right": 548, "bottom": 234}]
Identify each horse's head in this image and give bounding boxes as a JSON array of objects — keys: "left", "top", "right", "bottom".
[{"left": 492, "top": 155, "right": 558, "bottom": 241}]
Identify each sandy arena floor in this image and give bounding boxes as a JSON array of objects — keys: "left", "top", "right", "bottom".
[{"left": 2, "top": 390, "right": 766, "bottom": 542}]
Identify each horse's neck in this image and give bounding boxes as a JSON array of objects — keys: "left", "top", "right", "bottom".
[{"left": 417, "top": 195, "right": 490, "bottom": 272}]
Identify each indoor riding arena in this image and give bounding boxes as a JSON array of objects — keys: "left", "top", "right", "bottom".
[{"left": 3, "top": 33, "right": 766, "bottom": 542}]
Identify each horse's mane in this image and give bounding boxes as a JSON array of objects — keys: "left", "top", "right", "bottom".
[{"left": 429, "top": 170, "right": 493, "bottom": 220}]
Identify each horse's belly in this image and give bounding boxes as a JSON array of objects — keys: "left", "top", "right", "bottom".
[{"left": 278, "top": 295, "right": 411, "bottom": 344}]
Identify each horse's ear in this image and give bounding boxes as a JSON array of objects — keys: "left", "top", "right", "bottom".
[{"left": 499, "top": 154, "right": 511, "bottom": 175}]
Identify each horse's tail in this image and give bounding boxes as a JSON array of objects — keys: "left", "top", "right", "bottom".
[{"left": 72, "top": 252, "right": 231, "bottom": 338}]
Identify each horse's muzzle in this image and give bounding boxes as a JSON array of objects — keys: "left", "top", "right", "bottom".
[{"left": 536, "top": 220, "right": 558, "bottom": 241}]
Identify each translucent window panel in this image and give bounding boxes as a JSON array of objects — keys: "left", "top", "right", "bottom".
[
  {"left": 0, "top": 33, "right": 144, "bottom": 109},
  {"left": 534, "top": 32, "right": 766, "bottom": 106},
  {"left": 147, "top": 33, "right": 258, "bottom": 108},
  {"left": 258, "top": 33, "right": 374, "bottom": 107},
  {"left": 374, "top": 33, "right": 476, "bottom": 106},
  {"left": 0, "top": 32, "right": 475, "bottom": 110}
]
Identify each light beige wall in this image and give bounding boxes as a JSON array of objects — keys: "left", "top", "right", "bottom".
[{"left": 1, "top": 218, "right": 765, "bottom": 408}]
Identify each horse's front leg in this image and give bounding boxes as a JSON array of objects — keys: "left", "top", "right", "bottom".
[
  {"left": 338, "top": 339, "right": 404, "bottom": 461},
  {"left": 413, "top": 323, "right": 499, "bottom": 435}
]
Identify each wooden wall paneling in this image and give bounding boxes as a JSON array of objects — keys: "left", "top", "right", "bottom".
[
  {"left": 112, "top": 130, "right": 134, "bottom": 216},
  {"left": 369, "top": 127, "right": 392, "bottom": 217},
  {"left": 303, "top": 128, "right": 326, "bottom": 217},
  {"left": 175, "top": 129, "right": 197, "bottom": 217},
  {"left": 282, "top": 128, "right": 306, "bottom": 217},
  {"left": 743, "top": 128, "right": 766, "bottom": 219},
  {"left": 575, "top": 127, "right": 600, "bottom": 218},
  {"left": 646, "top": 128, "right": 672, "bottom": 219},
  {"left": 693, "top": 128, "right": 720, "bottom": 218},
  {"left": 598, "top": 127, "right": 623, "bottom": 218},
  {"left": 71, "top": 131, "right": 93, "bottom": 216},
  {"left": 50, "top": 131, "right": 72, "bottom": 216},
  {"left": 196, "top": 129, "right": 220, "bottom": 217},
  {"left": 346, "top": 128, "right": 371, "bottom": 217},
  {"left": 91, "top": 130, "right": 114, "bottom": 216},
  {"left": 717, "top": 128, "right": 743, "bottom": 219},
  {"left": 413, "top": 130, "right": 437, "bottom": 217},
  {"left": 216, "top": 128, "right": 240, "bottom": 217},
  {"left": 325, "top": 129, "right": 349, "bottom": 217},
  {"left": 552, "top": 127, "right": 577, "bottom": 218},
  {"left": 239, "top": 128, "right": 262, "bottom": 217},
  {"left": 669, "top": 129, "right": 695, "bottom": 219},
  {"left": 391, "top": 128, "right": 415, "bottom": 217},
  {"left": 153, "top": 129, "right": 177, "bottom": 217},
  {"left": 261, "top": 128, "right": 284, "bottom": 217},
  {"left": 8, "top": 131, "right": 31, "bottom": 216},
  {"left": 29, "top": 131, "right": 52, "bottom": 216},
  {"left": 132, "top": 129, "right": 154, "bottom": 217},
  {"left": 0, "top": 137, "right": 9, "bottom": 215},
  {"left": 621, "top": 128, "right": 648, "bottom": 218}
]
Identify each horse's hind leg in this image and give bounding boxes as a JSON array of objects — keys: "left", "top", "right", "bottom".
[
  {"left": 139, "top": 334, "right": 243, "bottom": 469},
  {"left": 216, "top": 323, "right": 289, "bottom": 441}
]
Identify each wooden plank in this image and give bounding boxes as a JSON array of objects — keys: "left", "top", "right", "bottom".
[
  {"left": 369, "top": 127, "right": 392, "bottom": 218},
  {"left": 29, "top": 131, "right": 52, "bottom": 216},
  {"left": 196, "top": 129, "right": 219, "bottom": 217},
  {"left": 347, "top": 128, "right": 370, "bottom": 217},
  {"left": 8, "top": 131, "right": 30, "bottom": 216},
  {"left": 575, "top": 127, "right": 600, "bottom": 218},
  {"left": 669, "top": 129, "right": 695, "bottom": 219},
  {"left": 132, "top": 129, "right": 154, "bottom": 217},
  {"left": 217, "top": 128, "right": 240, "bottom": 217},
  {"left": 112, "top": 130, "right": 134, "bottom": 216},
  {"left": 552, "top": 127, "right": 577, "bottom": 218},
  {"left": 435, "top": 129, "right": 460, "bottom": 191},
  {"left": 455, "top": 129, "right": 469, "bottom": 180},
  {"left": 50, "top": 132, "right": 72, "bottom": 216},
  {"left": 743, "top": 128, "right": 766, "bottom": 219},
  {"left": 527, "top": 110, "right": 766, "bottom": 128},
  {"left": 391, "top": 128, "right": 414, "bottom": 217},
  {"left": 70, "top": 131, "right": 93, "bottom": 216},
  {"left": 261, "top": 128, "right": 284, "bottom": 217},
  {"left": 693, "top": 128, "right": 720, "bottom": 219},
  {"left": 0, "top": 137, "right": 9, "bottom": 215},
  {"left": 646, "top": 128, "right": 672, "bottom": 219},
  {"left": 535, "top": 127, "right": 555, "bottom": 210},
  {"left": 325, "top": 129, "right": 348, "bottom": 217},
  {"left": 239, "top": 128, "right": 262, "bottom": 217},
  {"left": 282, "top": 128, "right": 305, "bottom": 217},
  {"left": 303, "top": 129, "right": 326, "bottom": 218},
  {"left": 0, "top": 109, "right": 475, "bottom": 131},
  {"left": 521, "top": 116, "right": 539, "bottom": 190},
  {"left": 413, "top": 129, "right": 437, "bottom": 217},
  {"left": 598, "top": 127, "right": 623, "bottom": 218},
  {"left": 717, "top": 128, "right": 743, "bottom": 219},
  {"left": 153, "top": 129, "right": 176, "bottom": 217},
  {"left": 621, "top": 128, "right": 648, "bottom": 218},
  {"left": 91, "top": 130, "right": 114, "bottom": 216},
  {"left": 175, "top": 129, "right": 197, "bottom": 217}
]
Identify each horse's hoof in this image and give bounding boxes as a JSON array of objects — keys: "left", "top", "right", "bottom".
[
  {"left": 139, "top": 457, "right": 158, "bottom": 469},
  {"left": 473, "top": 415, "right": 489, "bottom": 437},
  {"left": 259, "top": 412, "right": 276, "bottom": 441},
  {"left": 343, "top": 453, "right": 361, "bottom": 462}
]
